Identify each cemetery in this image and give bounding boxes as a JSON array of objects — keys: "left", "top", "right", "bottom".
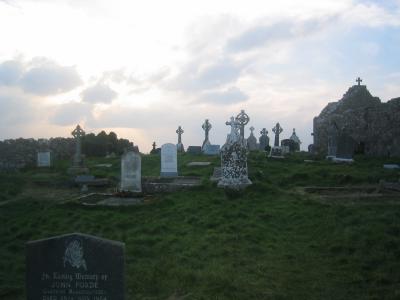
[{"left": 1, "top": 95, "right": 400, "bottom": 299}]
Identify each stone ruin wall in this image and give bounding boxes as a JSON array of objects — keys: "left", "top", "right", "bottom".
[{"left": 313, "top": 85, "right": 400, "bottom": 157}]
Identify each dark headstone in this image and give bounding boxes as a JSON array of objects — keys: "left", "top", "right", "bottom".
[
  {"left": 186, "top": 146, "right": 202, "bottom": 155},
  {"left": 281, "top": 139, "right": 299, "bottom": 152},
  {"left": 203, "top": 144, "right": 220, "bottom": 155},
  {"left": 26, "top": 232, "right": 125, "bottom": 300}
]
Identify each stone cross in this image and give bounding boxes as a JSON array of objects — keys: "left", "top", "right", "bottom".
[
  {"left": 249, "top": 126, "right": 255, "bottom": 136},
  {"left": 71, "top": 124, "right": 85, "bottom": 166},
  {"left": 356, "top": 77, "right": 362, "bottom": 86},
  {"left": 272, "top": 122, "right": 283, "bottom": 147},
  {"left": 152, "top": 142, "right": 156, "bottom": 151},
  {"left": 226, "top": 116, "right": 240, "bottom": 142},
  {"left": 260, "top": 128, "right": 268, "bottom": 136},
  {"left": 202, "top": 119, "right": 212, "bottom": 144},
  {"left": 176, "top": 126, "right": 184, "bottom": 144},
  {"left": 235, "top": 110, "right": 250, "bottom": 139}
]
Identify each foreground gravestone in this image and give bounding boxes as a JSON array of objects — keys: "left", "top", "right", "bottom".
[
  {"left": 37, "top": 151, "right": 51, "bottom": 167},
  {"left": 120, "top": 151, "right": 141, "bottom": 192},
  {"left": 161, "top": 143, "right": 178, "bottom": 177},
  {"left": 26, "top": 232, "right": 125, "bottom": 300}
]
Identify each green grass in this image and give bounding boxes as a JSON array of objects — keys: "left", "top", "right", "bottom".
[{"left": 1, "top": 152, "right": 400, "bottom": 299}]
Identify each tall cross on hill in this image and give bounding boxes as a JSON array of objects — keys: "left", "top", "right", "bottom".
[
  {"left": 176, "top": 126, "right": 184, "bottom": 144},
  {"left": 356, "top": 77, "right": 362, "bottom": 86},
  {"left": 235, "top": 110, "right": 250, "bottom": 139},
  {"left": 272, "top": 122, "right": 283, "bottom": 147}
]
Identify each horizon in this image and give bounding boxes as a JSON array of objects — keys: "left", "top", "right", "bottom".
[{"left": 1, "top": 0, "right": 400, "bottom": 153}]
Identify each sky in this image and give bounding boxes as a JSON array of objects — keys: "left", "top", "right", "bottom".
[{"left": 0, "top": 0, "right": 400, "bottom": 153}]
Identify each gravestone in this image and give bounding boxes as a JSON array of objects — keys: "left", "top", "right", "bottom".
[
  {"left": 218, "top": 116, "right": 252, "bottom": 189},
  {"left": 187, "top": 146, "right": 202, "bottom": 155},
  {"left": 37, "top": 151, "right": 51, "bottom": 167},
  {"left": 203, "top": 144, "right": 220, "bottom": 155},
  {"left": 176, "top": 126, "right": 185, "bottom": 152},
  {"left": 120, "top": 151, "right": 141, "bottom": 192},
  {"left": 201, "top": 119, "right": 212, "bottom": 150},
  {"left": 289, "top": 128, "right": 301, "bottom": 151},
  {"left": 281, "top": 139, "right": 298, "bottom": 153},
  {"left": 235, "top": 110, "right": 250, "bottom": 139},
  {"left": 161, "top": 143, "right": 178, "bottom": 177},
  {"left": 269, "top": 123, "right": 284, "bottom": 158},
  {"left": 259, "top": 128, "right": 270, "bottom": 151},
  {"left": 68, "top": 124, "right": 89, "bottom": 174},
  {"left": 26, "top": 232, "right": 125, "bottom": 300},
  {"left": 247, "top": 126, "right": 258, "bottom": 151}
]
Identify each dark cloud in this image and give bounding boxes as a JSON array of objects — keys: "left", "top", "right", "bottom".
[
  {"left": 49, "top": 101, "right": 93, "bottom": 126},
  {"left": 20, "top": 61, "right": 82, "bottom": 95},
  {"left": 81, "top": 83, "right": 117, "bottom": 104},
  {"left": 200, "top": 87, "right": 248, "bottom": 105},
  {"left": 0, "top": 60, "right": 23, "bottom": 85}
]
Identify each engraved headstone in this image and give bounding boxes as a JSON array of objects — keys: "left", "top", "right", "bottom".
[
  {"left": 120, "top": 151, "right": 141, "bottom": 192},
  {"left": 218, "top": 116, "right": 252, "bottom": 189},
  {"left": 26, "top": 232, "right": 125, "bottom": 300},
  {"left": 160, "top": 143, "right": 178, "bottom": 177},
  {"left": 37, "top": 151, "right": 51, "bottom": 167},
  {"left": 247, "top": 126, "right": 258, "bottom": 151}
]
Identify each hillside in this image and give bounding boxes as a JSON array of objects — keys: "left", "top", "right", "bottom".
[{"left": 1, "top": 152, "right": 400, "bottom": 299}]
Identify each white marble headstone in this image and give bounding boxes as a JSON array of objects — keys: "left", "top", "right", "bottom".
[
  {"left": 37, "top": 151, "right": 51, "bottom": 167},
  {"left": 160, "top": 143, "right": 178, "bottom": 177},
  {"left": 120, "top": 151, "right": 141, "bottom": 192}
]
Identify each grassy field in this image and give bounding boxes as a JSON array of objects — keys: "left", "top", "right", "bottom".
[{"left": 1, "top": 152, "right": 400, "bottom": 299}]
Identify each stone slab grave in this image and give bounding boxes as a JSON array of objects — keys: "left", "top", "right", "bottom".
[
  {"left": 269, "top": 146, "right": 284, "bottom": 158},
  {"left": 26, "top": 232, "right": 125, "bottom": 300},
  {"left": 37, "top": 151, "right": 51, "bottom": 167},
  {"left": 383, "top": 164, "right": 400, "bottom": 169},
  {"left": 187, "top": 161, "right": 211, "bottom": 166},
  {"left": 186, "top": 146, "right": 202, "bottom": 155},
  {"left": 210, "top": 167, "right": 222, "bottom": 182},
  {"left": 120, "top": 151, "right": 141, "bottom": 192},
  {"left": 143, "top": 176, "right": 201, "bottom": 193},
  {"left": 160, "top": 143, "right": 178, "bottom": 177},
  {"left": 203, "top": 144, "right": 220, "bottom": 155}
]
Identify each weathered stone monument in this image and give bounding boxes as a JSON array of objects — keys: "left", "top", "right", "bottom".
[
  {"left": 68, "top": 124, "right": 89, "bottom": 174},
  {"left": 37, "top": 151, "right": 51, "bottom": 167},
  {"left": 120, "top": 151, "right": 141, "bottom": 192},
  {"left": 289, "top": 128, "right": 301, "bottom": 151},
  {"left": 160, "top": 143, "right": 178, "bottom": 177},
  {"left": 247, "top": 126, "right": 258, "bottom": 151},
  {"left": 270, "top": 122, "right": 284, "bottom": 157},
  {"left": 235, "top": 109, "right": 250, "bottom": 139},
  {"left": 176, "top": 126, "right": 185, "bottom": 152},
  {"left": 259, "top": 128, "right": 270, "bottom": 151},
  {"left": 26, "top": 232, "right": 125, "bottom": 300},
  {"left": 201, "top": 119, "right": 212, "bottom": 150},
  {"left": 187, "top": 146, "right": 202, "bottom": 155},
  {"left": 313, "top": 78, "right": 400, "bottom": 157},
  {"left": 150, "top": 142, "right": 161, "bottom": 154},
  {"left": 218, "top": 116, "right": 252, "bottom": 189}
]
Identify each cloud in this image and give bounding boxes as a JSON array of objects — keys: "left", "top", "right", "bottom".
[
  {"left": 81, "top": 83, "right": 117, "bottom": 104},
  {"left": 49, "top": 101, "right": 93, "bottom": 126},
  {"left": 0, "top": 87, "right": 37, "bottom": 125},
  {"left": 200, "top": 87, "right": 248, "bottom": 105},
  {"left": 20, "top": 60, "right": 82, "bottom": 95},
  {"left": 172, "top": 59, "right": 242, "bottom": 92},
  {"left": 0, "top": 60, "right": 23, "bottom": 85}
]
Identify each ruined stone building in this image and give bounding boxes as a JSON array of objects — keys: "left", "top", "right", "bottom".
[{"left": 313, "top": 81, "right": 400, "bottom": 157}]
